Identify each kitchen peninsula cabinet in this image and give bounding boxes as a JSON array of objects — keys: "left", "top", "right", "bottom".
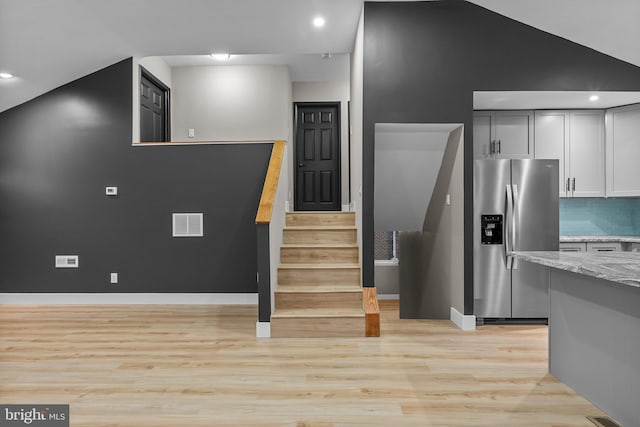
[
  {"left": 606, "top": 103, "right": 640, "bottom": 197},
  {"left": 534, "top": 110, "right": 605, "bottom": 198},
  {"left": 515, "top": 251, "right": 640, "bottom": 427},
  {"left": 473, "top": 111, "right": 533, "bottom": 159}
]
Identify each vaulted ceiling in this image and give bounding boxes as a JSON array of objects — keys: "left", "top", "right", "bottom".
[{"left": 1, "top": 0, "right": 639, "bottom": 113}]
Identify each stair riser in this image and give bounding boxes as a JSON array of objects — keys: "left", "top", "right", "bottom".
[
  {"left": 280, "top": 247, "right": 359, "bottom": 264},
  {"left": 271, "top": 316, "right": 365, "bottom": 338},
  {"left": 283, "top": 229, "right": 356, "bottom": 245},
  {"left": 286, "top": 213, "right": 355, "bottom": 227},
  {"left": 275, "top": 292, "right": 363, "bottom": 310},
  {"left": 278, "top": 268, "right": 360, "bottom": 285}
]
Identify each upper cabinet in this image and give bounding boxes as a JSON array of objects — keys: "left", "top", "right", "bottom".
[
  {"left": 606, "top": 104, "right": 640, "bottom": 197},
  {"left": 473, "top": 111, "right": 533, "bottom": 159},
  {"left": 534, "top": 111, "right": 605, "bottom": 198}
]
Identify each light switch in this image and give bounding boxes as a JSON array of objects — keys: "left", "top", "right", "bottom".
[
  {"left": 446, "top": 193, "right": 451, "bottom": 206},
  {"left": 106, "top": 186, "right": 118, "bottom": 196},
  {"left": 110, "top": 273, "right": 118, "bottom": 284}
]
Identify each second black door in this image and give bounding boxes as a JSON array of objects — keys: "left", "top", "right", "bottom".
[
  {"left": 294, "top": 103, "right": 341, "bottom": 211},
  {"left": 140, "top": 68, "right": 170, "bottom": 142}
]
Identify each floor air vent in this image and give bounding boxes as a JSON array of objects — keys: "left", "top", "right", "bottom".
[
  {"left": 172, "top": 213, "right": 203, "bottom": 237},
  {"left": 587, "top": 416, "right": 623, "bottom": 427}
]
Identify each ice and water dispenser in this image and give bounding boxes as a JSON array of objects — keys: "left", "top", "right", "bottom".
[{"left": 480, "top": 214, "right": 503, "bottom": 245}]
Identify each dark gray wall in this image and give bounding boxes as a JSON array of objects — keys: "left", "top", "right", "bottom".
[
  {"left": 362, "top": 1, "right": 640, "bottom": 314},
  {"left": 0, "top": 58, "right": 272, "bottom": 293}
]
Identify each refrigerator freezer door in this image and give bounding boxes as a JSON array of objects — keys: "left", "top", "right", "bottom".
[
  {"left": 474, "top": 160, "right": 511, "bottom": 318},
  {"left": 511, "top": 159, "right": 559, "bottom": 318}
]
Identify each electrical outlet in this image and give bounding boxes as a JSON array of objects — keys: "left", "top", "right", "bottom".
[
  {"left": 188, "top": 128, "right": 195, "bottom": 138},
  {"left": 110, "top": 272, "right": 118, "bottom": 284},
  {"left": 55, "top": 255, "right": 79, "bottom": 268},
  {"left": 446, "top": 193, "right": 451, "bottom": 206}
]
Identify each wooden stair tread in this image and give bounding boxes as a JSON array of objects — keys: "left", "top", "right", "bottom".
[
  {"left": 285, "top": 226, "right": 356, "bottom": 230},
  {"left": 281, "top": 243, "right": 358, "bottom": 248},
  {"left": 276, "top": 283, "right": 362, "bottom": 293},
  {"left": 287, "top": 212, "right": 354, "bottom": 216},
  {"left": 279, "top": 263, "right": 360, "bottom": 269},
  {"left": 272, "top": 308, "right": 364, "bottom": 318}
]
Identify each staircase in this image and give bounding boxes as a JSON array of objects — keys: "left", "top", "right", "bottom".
[{"left": 270, "top": 212, "right": 365, "bottom": 338}]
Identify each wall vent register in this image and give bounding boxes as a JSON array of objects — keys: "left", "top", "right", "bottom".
[{"left": 172, "top": 213, "right": 203, "bottom": 237}]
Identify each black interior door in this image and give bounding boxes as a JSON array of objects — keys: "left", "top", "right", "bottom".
[
  {"left": 140, "top": 69, "right": 169, "bottom": 142},
  {"left": 294, "top": 103, "right": 341, "bottom": 211}
]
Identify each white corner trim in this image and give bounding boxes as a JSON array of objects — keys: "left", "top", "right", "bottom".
[
  {"left": 256, "top": 321, "right": 271, "bottom": 338},
  {"left": 342, "top": 204, "right": 350, "bottom": 212},
  {"left": 0, "top": 293, "right": 258, "bottom": 305},
  {"left": 450, "top": 307, "right": 476, "bottom": 331},
  {"left": 377, "top": 293, "right": 399, "bottom": 300}
]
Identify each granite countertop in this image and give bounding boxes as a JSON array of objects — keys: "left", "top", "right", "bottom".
[
  {"left": 560, "top": 235, "right": 640, "bottom": 243},
  {"left": 515, "top": 251, "right": 640, "bottom": 288}
]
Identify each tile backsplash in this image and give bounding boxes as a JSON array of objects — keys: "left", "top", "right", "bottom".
[{"left": 560, "top": 197, "right": 640, "bottom": 236}]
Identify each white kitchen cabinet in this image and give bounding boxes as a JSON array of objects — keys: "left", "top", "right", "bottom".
[
  {"left": 473, "top": 112, "right": 492, "bottom": 158},
  {"left": 473, "top": 111, "right": 533, "bottom": 159},
  {"left": 534, "top": 111, "right": 605, "bottom": 198},
  {"left": 586, "top": 242, "right": 622, "bottom": 252},
  {"left": 559, "top": 242, "right": 587, "bottom": 252},
  {"left": 606, "top": 103, "right": 640, "bottom": 197}
]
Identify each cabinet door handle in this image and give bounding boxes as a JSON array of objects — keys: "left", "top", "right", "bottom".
[
  {"left": 566, "top": 178, "right": 570, "bottom": 192},
  {"left": 497, "top": 140, "right": 501, "bottom": 153},
  {"left": 490, "top": 140, "right": 495, "bottom": 154},
  {"left": 572, "top": 177, "right": 576, "bottom": 192}
]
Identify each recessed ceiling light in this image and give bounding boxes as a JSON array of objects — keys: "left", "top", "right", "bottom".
[
  {"left": 589, "top": 95, "right": 600, "bottom": 102},
  {"left": 210, "top": 53, "right": 231, "bottom": 61},
  {"left": 0, "top": 72, "right": 14, "bottom": 79},
  {"left": 313, "top": 16, "right": 326, "bottom": 28}
]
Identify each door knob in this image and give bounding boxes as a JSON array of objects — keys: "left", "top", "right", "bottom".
[{"left": 298, "top": 163, "right": 304, "bottom": 167}]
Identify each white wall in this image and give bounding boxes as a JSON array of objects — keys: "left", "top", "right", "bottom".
[
  {"left": 374, "top": 124, "right": 451, "bottom": 232},
  {"left": 132, "top": 56, "right": 173, "bottom": 143},
  {"left": 292, "top": 81, "right": 350, "bottom": 207},
  {"left": 375, "top": 262, "right": 399, "bottom": 295},
  {"left": 350, "top": 7, "right": 365, "bottom": 260},
  {"left": 171, "top": 65, "right": 290, "bottom": 142},
  {"left": 448, "top": 128, "right": 465, "bottom": 315}
]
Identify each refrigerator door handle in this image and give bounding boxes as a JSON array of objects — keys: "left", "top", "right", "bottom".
[
  {"left": 511, "top": 184, "right": 520, "bottom": 269},
  {"left": 505, "top": 184, "right": 514, "bottom": 269}
]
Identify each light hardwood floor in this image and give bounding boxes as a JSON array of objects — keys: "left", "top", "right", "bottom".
[{"left": 0, "top": 301, "right": 604, "bottom": 426}]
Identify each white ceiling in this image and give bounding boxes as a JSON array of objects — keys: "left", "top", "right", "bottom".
[
  {"left": 164, "top": 54, "right": 351, "bottom": 82},
  {"left": 1, "top": 0, "right": 640, "bottom": 113}
]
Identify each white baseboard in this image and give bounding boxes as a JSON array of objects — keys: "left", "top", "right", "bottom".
[
  {"left": 450, "top": 307, "right": 476, "bottom": 331},
  {"left": 0, "top": 293, "right": 258, "bottom": 305},
  {"left": 378, "top": 293, "right": 399, "bottom": 300},
  {"left": 256, "top": 321, "right": 271, "bottom": 338}
]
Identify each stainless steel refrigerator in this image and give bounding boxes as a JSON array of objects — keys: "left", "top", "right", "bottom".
[{"left": 474, "top": 159, "right": 559, "bottom": 320}]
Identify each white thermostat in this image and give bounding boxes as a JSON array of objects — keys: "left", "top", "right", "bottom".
[{"left": 105, "top": 186, "right": 118, "bottom": 196}]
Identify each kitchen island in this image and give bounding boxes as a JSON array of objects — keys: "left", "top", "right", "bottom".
[{"left": 515, "top": 251, "right": 640, "bottom": 427}]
